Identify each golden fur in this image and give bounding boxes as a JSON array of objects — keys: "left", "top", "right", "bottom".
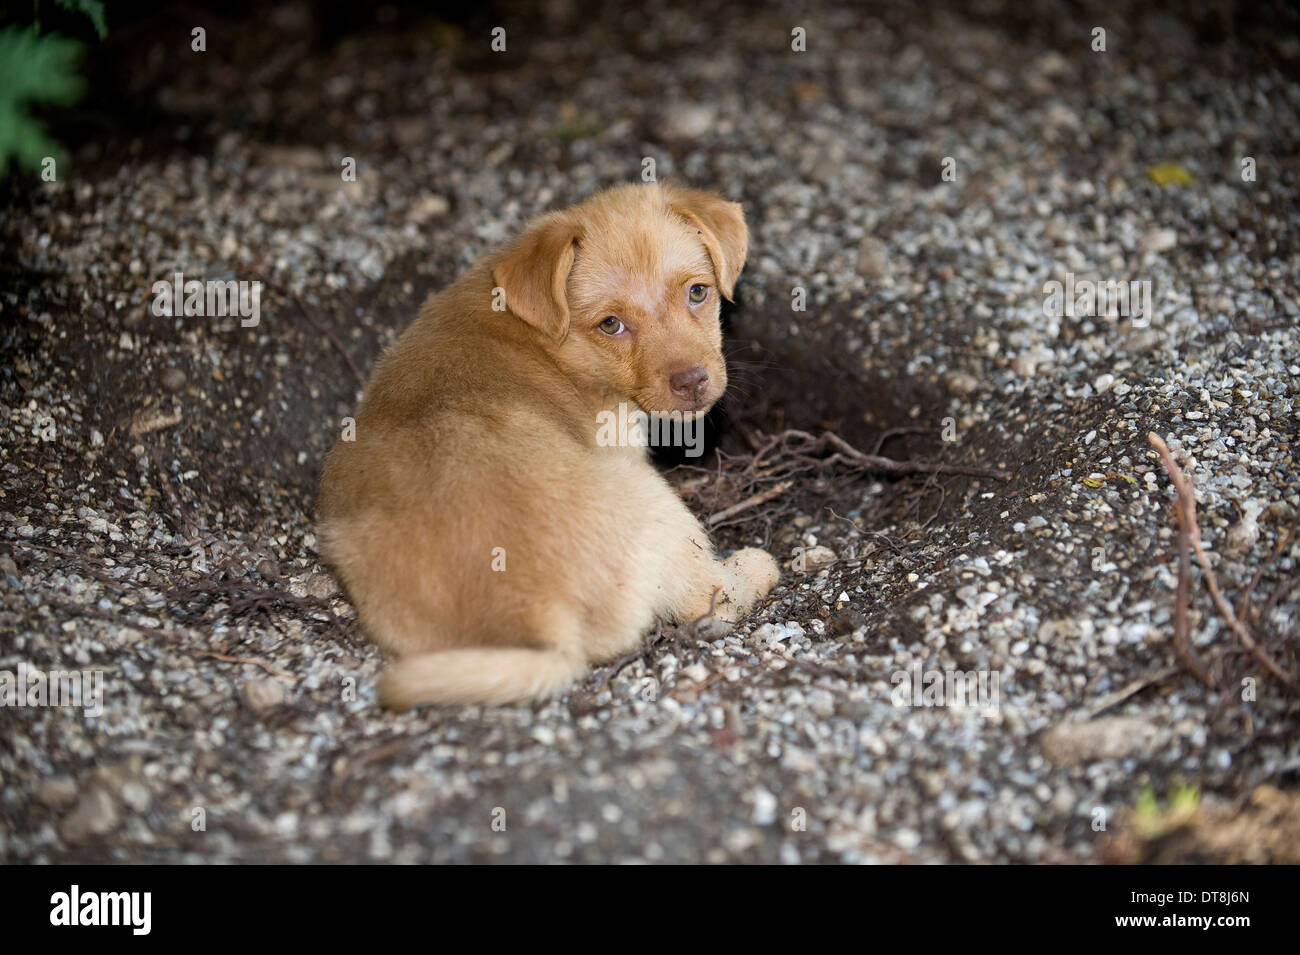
[{"left": 317, "top": 183, "right": 780, "bottom": 709}]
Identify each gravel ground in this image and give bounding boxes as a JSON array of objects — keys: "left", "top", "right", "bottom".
[{"left": 2, "top": 0, "right": 1299, "bottom": 863}]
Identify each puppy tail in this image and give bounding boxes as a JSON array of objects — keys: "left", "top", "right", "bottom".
[{"left": 378, "top": 647, "right": 588, "bottom": 710}]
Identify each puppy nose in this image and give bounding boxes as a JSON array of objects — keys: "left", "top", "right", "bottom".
[{"left": 669, "top": 365, "right": 710, "bottom": 402}]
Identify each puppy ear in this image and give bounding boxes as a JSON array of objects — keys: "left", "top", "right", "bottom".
[
  {"left": 668, "top": 188, "right": 749, "bottom": 300},
  {"left": 491, "top": 215, "right": 580, "bottom": 341}
]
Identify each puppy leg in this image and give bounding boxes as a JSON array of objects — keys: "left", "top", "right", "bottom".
[
  {"left": 719, "top": 547, "right": 781, "bottom": 618},
  {"left": 667, "top": 536, "right": 780, "bottom": 626},
  {"left": 687, "top": 548, "right": 779, "bottom": 624}
]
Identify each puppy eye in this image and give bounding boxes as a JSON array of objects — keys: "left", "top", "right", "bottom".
[
  {"left": 598, "top": 316, "right": 625, "bottom": 335},
  {"left": 688, "top": 284, "right": 710, "bottom": 305}
]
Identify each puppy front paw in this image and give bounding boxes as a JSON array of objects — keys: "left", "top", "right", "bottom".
[
  {"left": 724, "top": 547, "right": 780, "bottom": 598},
  {"left": 676, "top": 548, "right": 780, "bottom": 626},
  {"left": 693, "top": 616, "right": 733, "bottom": 641}
]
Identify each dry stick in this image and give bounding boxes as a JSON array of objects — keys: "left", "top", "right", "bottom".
[
  {"left": 824, "top": 505, "right": 867, "bottom": 546},
  {"left": 1161, "top": 453, "right": 1214, "bottom": 687},
  {"left": 1082, "top": 665, "right": 1181, "bottom": 721},
  {"left": 45, "top": 596, "right": 298, "bottom": 681},
  {"left": 707, "top": 479, "right": 794, "bottom": 526},
  {"left": 1238, "top": 524, "right": 1297, "bottom": 624},
  {"left": 9, "top": 541, "right": 140, "bottom": 595},
  {"left": 871, "top": 425, "right": 929, "bottom": 456},
  {"left": 684, "top": 585, "right": 724, "bottom": 636},
  {"left": 708, "top": 504, "right": 782, "bottom": 534},
  {"left": 192, "top": 650, "right": 297, "bottom": 682},
  {"left": 1172, "top": 497, "right": 1213, "bottom": 687},
  {"left": 587, "top": 587, "right": 728, "bottom": 695},
  {"left": 824, "top": 507, "right": 908, "bottom": 558},
  {"left": 1256, "top": 572, "right": 1300, "bottom": 631},
  {"left": 331, "top": 737, "right": 418, "bottom": 790},
  {"left": 1148, "top": 432, "right": 1297, "bottom": 688},
  {"left": 779, "top": 429, "right": 1013, "bottom": 480},
  {"left": 699, "top": 426, "right": 1010, "bottom": 533},
  {"left": 254, "top": 271, "right": 365, "bottom": 390},
  {"left": 45, "top": 596, "right": 176, "bottom": 642},
  {"left": 167, "top": 574, "right": 352, "bottom": 644},
  {"left": 151, "top": 448, "right": 198, "bottom": 537},
  {"left": 17, "top": 538, "right": 350, "bottom": 682},
  {"left": 289, "top": 287, "right": 366, "bottom": 390},
  {"left": 587, "top": 619, "right": 676, "bottom": 694}
]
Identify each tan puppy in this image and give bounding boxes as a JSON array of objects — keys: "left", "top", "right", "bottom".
[{"left": 318, "top": 183, "right": 780, "bottom": 709}]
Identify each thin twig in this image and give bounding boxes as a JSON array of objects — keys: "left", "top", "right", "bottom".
[
  {"left": 773, "top": 429, "right": 1012, "bottom": 480},
  {"left": 707, "top": 480, "right": 794, "bottom": 526},
  {"left": 871, "top": 425, "right": 929, "bottom": 456},
  {"left": 1257, "top": 572, "right": 1300, "bottom": 631},
  {"left": 1238, "top": 524, "right": 1297, "bottom": 624},
  {"left": 1149, "top": 432, "right": 1296, "bottom": 688},
  {"left": 44, "top": 597, "right": 176, "bottom": 641},
  {"left": 46, "top": 596, "right": 299, "bottom": 681},
  {"left": 1172, "top": 496, "right": 1213, "bottom": 687},
  {"left": 151, "top": 448, "right": 198, "bottom": 537},
  {"left": 192, "top": 650, "right": 298, "bottom": 682},
  {"left": 1081, "top": 665, "right": 1180, "bottom": 721},
  {"left": 290, "top": 288, "right": 366, "bottom": 390},
  {"left": 336, "top": 738, "right": 417, "bottom": 780},
  {"left": 254, "top": 270, "right": 365, "bottom": 389}
]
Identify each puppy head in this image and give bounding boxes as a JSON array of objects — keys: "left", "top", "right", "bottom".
[{"left": 491, "top": 183, "right": 747, "bottom": 415}]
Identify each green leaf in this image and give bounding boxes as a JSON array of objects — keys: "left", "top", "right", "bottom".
[
  {"left": 0, "top": 26, "right": 86, "bottom": 176},
  {"left": 53, "top": 0, "right": 109, "bottom": 40},
  {"left": 1169, "top": 783, "right": 1200, "bottom": 818},
  {"left": 1147, "top": 162, "right": 1194, "bottom": 188},
  {"left": 1134, "top": 784, "right": 1200, "bottom": 839},
  {"left": 1135, "top": 787, "right": 1158, "bottom": 820}
]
